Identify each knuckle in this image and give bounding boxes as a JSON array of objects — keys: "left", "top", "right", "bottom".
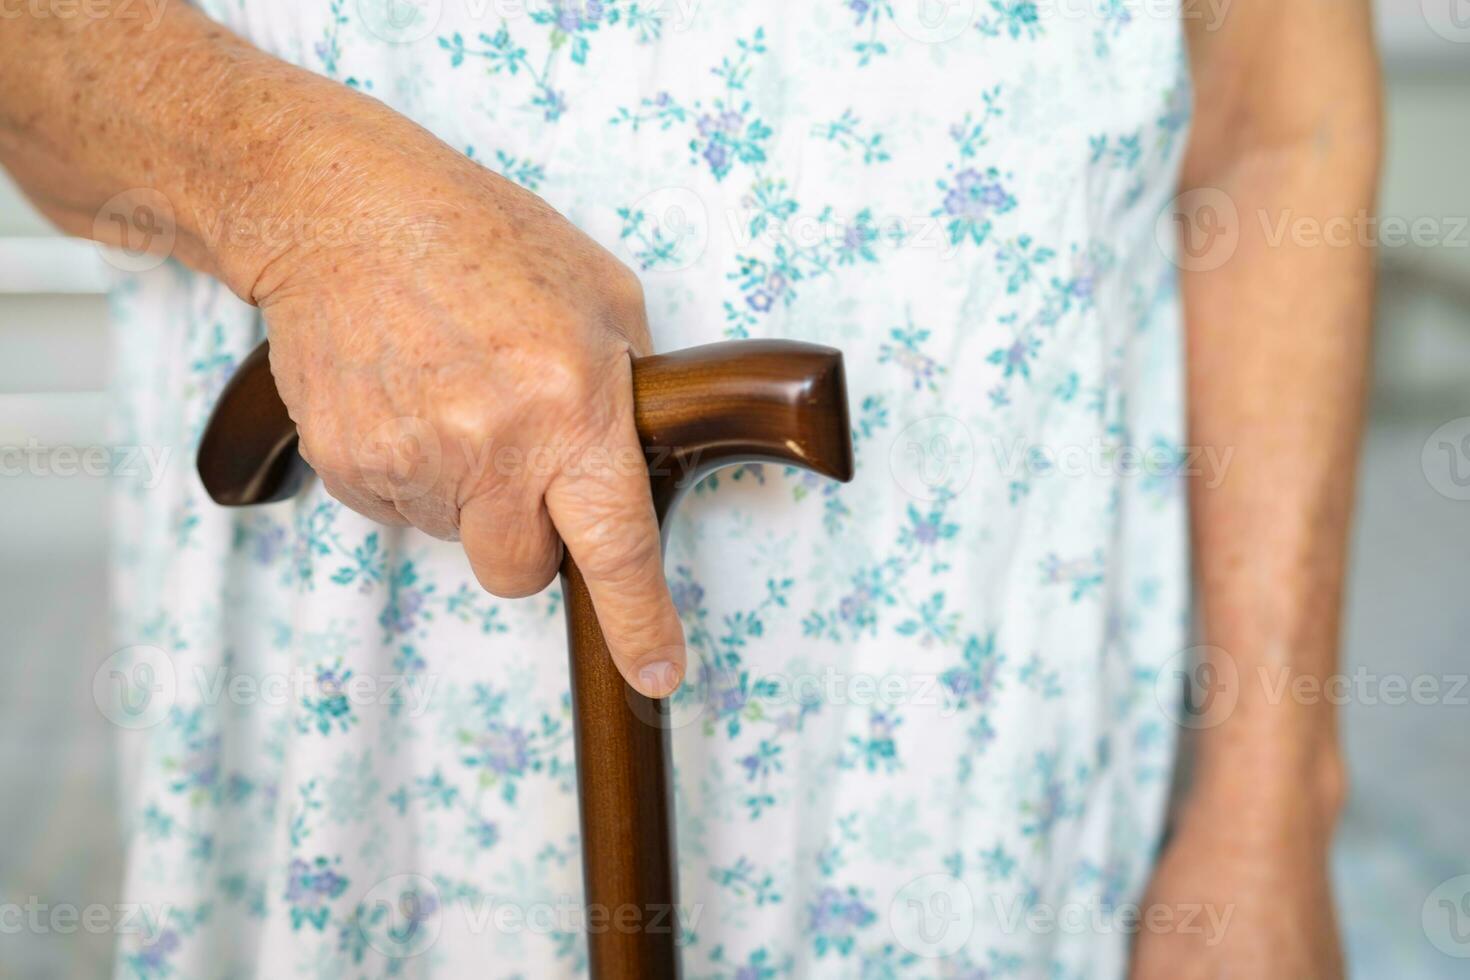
[
  {"left": 426, "top": 394, "right": 493, "bottom": 454},
  {"left": 531, "top": 347, "right": 600, "bottom": 413},
  {"left": 297, "top": 425, "right": 351, "bottom": 481},
  {"left": 606, "top": 262, "right": 646, "bottom": 315}
]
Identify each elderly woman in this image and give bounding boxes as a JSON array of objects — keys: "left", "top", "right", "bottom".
[{"left": 0, "top": 1, "right": 1378, "bottom": 977}]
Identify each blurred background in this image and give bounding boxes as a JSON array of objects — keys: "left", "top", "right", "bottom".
[{"left": 1, "top": 1, "right": 1468, "bottom": 975}]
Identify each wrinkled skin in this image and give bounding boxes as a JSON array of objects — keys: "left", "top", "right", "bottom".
[
  {"left": 0, "top": 0, "right": 689, "bottom": 698},
  {"left": 253, "top": 129, "right": 686, "bottom": 698}
]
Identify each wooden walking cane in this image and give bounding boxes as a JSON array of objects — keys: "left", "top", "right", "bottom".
[{"left": 198, "top": 339, "right": 855, "bottom": 978}]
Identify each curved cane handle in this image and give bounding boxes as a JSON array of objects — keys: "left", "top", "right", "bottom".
[
  {"left": 197, "top": 341, "right": 310, "bottom": 506},
  {"left": 570, "top": 341, "right": 852, "bottom": 979},
  {"left": 198, "top": 341, "right": 854, "bottom": 508},
  {"left": 197, "top": 340, "right": 854, "bottom": 979}
]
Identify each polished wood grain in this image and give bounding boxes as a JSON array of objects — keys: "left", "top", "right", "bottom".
[
  {"left": 197, "top": 339, "right": 854, "bottom": 978},
  {"left": 197, "top": 341, "right": 310, "bottom": 506},
  {"left": 571, "top": 341, "right": 852, "bottom": 978}
]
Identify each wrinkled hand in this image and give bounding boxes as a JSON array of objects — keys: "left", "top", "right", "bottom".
[{"left": 240, "top": 118, "right": 685, "bottom": 698}]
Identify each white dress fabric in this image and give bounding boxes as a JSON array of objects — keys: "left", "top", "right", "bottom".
[{"left": 108, "top": 2, "right": 1192, "bottom": 977}]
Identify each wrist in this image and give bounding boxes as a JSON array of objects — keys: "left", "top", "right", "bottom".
[
  {"left": 180, "top": 63, "right": 407, "bottom": 301},
  {"left": 1183, "top": 700, "right": 1348, "bottom": 835},
  {"left": 0, "top": 4, "right": 332, "bottom": 293},
  {"left": 207, "top": 79, "right": 494, "bottom": 307}
]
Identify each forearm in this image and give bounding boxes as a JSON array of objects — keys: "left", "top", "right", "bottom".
[
  {"left": 0, "top": 4, "right": 448, "bottom": 300},
  {"left": 1179, "top": 2, "right": 1381, "bottom": 826}
]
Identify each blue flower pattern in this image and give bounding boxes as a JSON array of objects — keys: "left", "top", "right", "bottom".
[{"left": 109, "top": 2, "right": 1193, "bottom": 977}]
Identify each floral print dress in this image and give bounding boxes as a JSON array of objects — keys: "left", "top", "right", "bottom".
[{"left": 107, "top": 1, "right": 1192, "bottom": 977}]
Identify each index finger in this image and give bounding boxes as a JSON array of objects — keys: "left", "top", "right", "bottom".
[{"left": 543, "top": 423, "right": 686, "bottom": 700}]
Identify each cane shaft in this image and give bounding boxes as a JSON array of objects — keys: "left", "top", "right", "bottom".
[{"left": 564, "top": 340, "right": 853, "bottom": 979}]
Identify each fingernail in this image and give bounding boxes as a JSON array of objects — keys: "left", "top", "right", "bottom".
[{"left": 637, "top": 660, "right": 684, "bottom": 698}]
